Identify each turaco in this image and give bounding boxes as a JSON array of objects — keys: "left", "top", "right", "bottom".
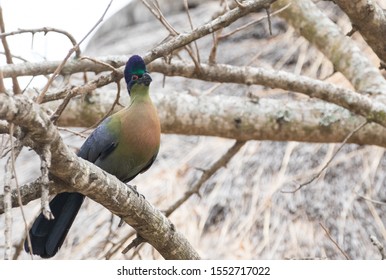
[{"left": 25, "top": 55, "right": 161, "bottom": 258}]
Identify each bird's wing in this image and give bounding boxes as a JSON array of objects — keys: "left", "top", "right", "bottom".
[{"left": 77, "top": 118, "right": 119, "bottom": 163}]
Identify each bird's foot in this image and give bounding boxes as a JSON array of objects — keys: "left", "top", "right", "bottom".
[{"left": 128, "top": 184, "right": 146, "bottom": 199}]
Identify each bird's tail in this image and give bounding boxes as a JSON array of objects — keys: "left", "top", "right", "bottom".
[{"left": 24, "top": 192, "right": 85, "bottom": 258}]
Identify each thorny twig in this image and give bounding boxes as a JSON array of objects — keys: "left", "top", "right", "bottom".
[
  {"left": 35, "top": 0, "right": 113, "bottom": 103},
  {"left": 0, "top": 27, "right": 81, "bottom": 58}
]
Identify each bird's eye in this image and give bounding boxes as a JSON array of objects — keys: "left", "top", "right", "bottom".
[{"left": 132, "top": 75, "right": 139, "bottom": 81}]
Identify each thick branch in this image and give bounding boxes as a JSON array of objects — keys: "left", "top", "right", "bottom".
[
  {"left": 3, "top": 57, "right": 386, "bottom": 130},
  {"left": 148, "top": 60, "right": 386, "bottom": 128},
  {"left": 0, "top": 56, "right": 127, "bottom": 78},
  {"left": 0, "top": 93, "right": 200, "bottom": 260},
  {"left": 334, "top": 0, "right": 386, "bottom": 63},
  {"left": 55, "top": 90, "right": 386, "bottom": 148},
  {"left": 273, "top": 0, "right": 386, "bottom": 94}
]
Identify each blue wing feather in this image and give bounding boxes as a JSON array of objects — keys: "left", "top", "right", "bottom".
[{"left": 77, "top": 118, "right": 119, "bottom": 163}]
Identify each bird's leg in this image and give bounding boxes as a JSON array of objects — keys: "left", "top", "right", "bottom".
[
  {"left": 129, "top": 184, "right": 139, "bottom": 196},
  {"left": 128, "top": 184, "right": 146, "bottom": 199}
]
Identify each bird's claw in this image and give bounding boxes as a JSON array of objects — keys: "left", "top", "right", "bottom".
[{"left": 129, "top": 184, "right": 145, "bottom": 199}]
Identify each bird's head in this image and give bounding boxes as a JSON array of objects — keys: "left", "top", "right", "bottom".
[{"left": 124, "top": 55, "right": 152, "bottom": 95}]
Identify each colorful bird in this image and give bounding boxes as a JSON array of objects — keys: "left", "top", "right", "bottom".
[{"left": 25, "top": 55, "right": 161, "bottom": 258}]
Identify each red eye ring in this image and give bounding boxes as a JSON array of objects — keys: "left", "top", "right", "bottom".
[{"left": 132, "top": 75, "right": 139, "bottom": 81}]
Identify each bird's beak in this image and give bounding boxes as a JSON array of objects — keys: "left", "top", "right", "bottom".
[{"left": 138, "top": 72, "right": 152, "bottom": 86}]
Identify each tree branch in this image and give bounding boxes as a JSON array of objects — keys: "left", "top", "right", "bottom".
[
  {"left": 53, "top": 90, "right": 386, "bottom": 148},
  {"left": 334, "top": 0, "right": 386, "bottom": 63},
  {"left": 273, "top": 0, "right": 386, "bottom": 95},
  {"left": 148, "top": 60, "right": 386, "bottom": 128},
  {"left": 0, "top": 27, "right": 81, "bottom": 58},
  {"left": 3, "top": 56, "right": 386, "bottom": 130},
  {"left": 0, "top": 93, "right": 200, "bottom": 260},
  {"left": 0, "top": 6, "right": 21, "bottom": 95}
]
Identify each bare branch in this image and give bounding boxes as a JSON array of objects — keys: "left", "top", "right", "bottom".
[
  {"left": 320, "top": 222, "right": 350, "bottom": 260},
  {"left": 146, "top": 0, "right": 276, "bottom": 62},
  {"left": 219, "top": 3, "right": 290, "bottom": 39},
  {"left": 35, "top": 0, "right": 113, "bottom": 103},
  {"left": 0, "top": 93, "right": 200, "bottom": 260},
  {"left": 52, "top": 89, "right": 386, "bottom": 148},
  {"left": 334, "top": 0, "right": 386, "bottom": 63},
  {"left": 0, "top": 27, "right": 81, "bottom": 58},
  {"left": 164, "top": 140, "right": 245, "bottom": 217},
  {"left": 282, "top": 120, "right": 368, "bottom": 193},
  {"left": 4, "top": 56, "right": 386, "bottom": 131},
  {"left": 273, "top": 0, "right": 386, "bottom": 94},
  {"left": 0, "top": 6, "right": 21, "bottom": 94},
  {"left": 148, "top": 60, "right": 386, "bottom": 128}
]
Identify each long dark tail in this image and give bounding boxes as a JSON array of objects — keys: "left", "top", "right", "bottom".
[{"left": 24, "top": 192, "right": 85, "bottom": 258}]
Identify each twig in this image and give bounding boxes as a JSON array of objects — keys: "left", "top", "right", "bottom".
[
  {"left": 356, "top": 192, "right": 386, "bottom": 206},
  {"left": 49, "top": 88, "right": 77, "bottom": 124},
  {"left": 265, "top": 7, "right": 272, "bottom": 35},
  {"left": 0, "top": 51, "right": 29, "bottom": 62},
  {"left": 141, "top": 0, "right": 178, "bottom": 35},
  {"left": 164, "top": 140, "right": 245, "bottom": 217},
  {"left": 0, "top": 6, "right": 21, "bottom": 94},
  {"left": 320, "top": 222, "right": 350, "bottom": 260},
  {"left": 346, "top": 25, "right": 357, "bottom": 37},
  {"left": 141, "top": 0, "right": 201, "bottom": 71},
  {"left": 104, "top": 230, "right": 136, "bottom": 259},
  {"left": 0, "top": 27, "right": 80, "bottom": 58},
  {"left": 183, "top": 0, "right": 200, "bottom": 64},
  {"left": 234, "top": 0, "right": 248, "bottom": 8},
  {"left": 219, "top": 3, "right": 291, "bottom": 39},
  {"left": 57, "top": 127, "right": 88, "bottom": 139},
  {"left": 3, "top": 124, "right": 22, "bottom": 259},
  {"left": 121, "top": 235, "right": 146, "bottom": 254},
  {"left": 35, "top": 0, "right": 113, "bottom": 103},
  {"left": 8, "top": 124, "right": 32, "bottom": 259},
  {"left": 370, "top": 235, "right": 386, "bottom": 260},
  {"left": 209, "top": 31, "right": 220, "bottom": 64},
  {"left": 50, "top": 56, "right": 122, "bottom": 124},
  {"left": 80, "top": 56, "right": 120, "bottom": 74},
  {"left": 282, "top": 120, "right": 368, "bottom": 193}
]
